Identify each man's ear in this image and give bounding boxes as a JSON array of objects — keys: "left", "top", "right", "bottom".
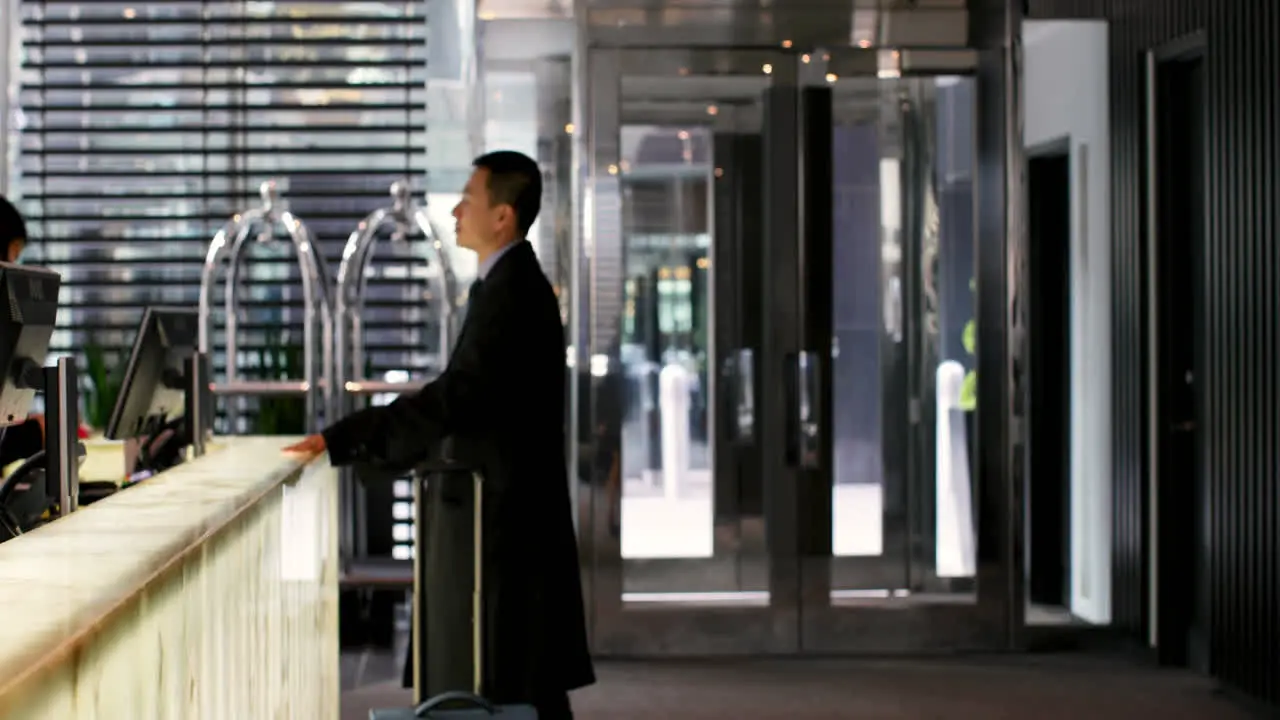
[{"left": 496, "top": 204, "right": 516, "bottom": 231}]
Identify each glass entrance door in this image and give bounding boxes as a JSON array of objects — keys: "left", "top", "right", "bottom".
[
  {"left": 581, "top": 47, "right": 796, "bottom": 655},
  {"left": 791, "top": 48, "right": 1016, "bottom": 651},
  {"left": 579, "top": 45, "right": 1016, "bottom": 655}
]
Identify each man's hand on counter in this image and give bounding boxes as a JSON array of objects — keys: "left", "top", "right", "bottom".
[{"left": 282, "top": 434, "right": 326, "bottom": 459}]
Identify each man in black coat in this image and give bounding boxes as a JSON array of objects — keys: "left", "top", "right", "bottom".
[{"left": 284, "top": 151, "right": 595, "bottom": 717}]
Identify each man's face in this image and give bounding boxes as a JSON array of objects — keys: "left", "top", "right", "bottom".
[
  {"left": 453, "top": 168, "right": 495, "bottom": 254},
  {"left": 6, "top": 238, "right": 24, "bottom": 264},
  {"left": 452, "top": 168, "right": 515, "bottom": 254}
]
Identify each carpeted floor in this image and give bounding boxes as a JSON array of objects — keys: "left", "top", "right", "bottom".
[{"left": 342, "top": 655, "right": 1255, "bottom": 719}]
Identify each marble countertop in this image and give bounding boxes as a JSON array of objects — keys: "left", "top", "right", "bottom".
[
  {"left": 2, "top": 438, "right": 126, "bottom": 486},
  {"left": 0, "top": 436, "right": 324, "bottom": 702},
  {"left": 79, "top": 438, "right": 126, "bottom": 484},
  {"left": 2, "top": 437, "right": 230, "bottom": 486}
]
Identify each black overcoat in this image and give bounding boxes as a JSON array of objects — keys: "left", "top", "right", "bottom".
[{"left": 322, "top": 239, "right": 596, "bottom": 703}]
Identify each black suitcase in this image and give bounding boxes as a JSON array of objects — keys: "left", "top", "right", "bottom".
[{"left": 370, "top": 463, "right": 537, "bottom": 720}]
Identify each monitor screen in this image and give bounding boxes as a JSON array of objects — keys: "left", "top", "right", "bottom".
[
  {"left": 105, "top": 307, "right": 199, "bottom": 441},
  {"left": 0, "top": 263, "right": 62, "bottom": 428}
]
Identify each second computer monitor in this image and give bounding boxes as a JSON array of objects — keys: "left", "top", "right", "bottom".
[
  {"left": 105, "top": 307, "right": 199, "bottom": 442},
  {"left": 0, "top": 263, "right": 62, "bottom": 428}
]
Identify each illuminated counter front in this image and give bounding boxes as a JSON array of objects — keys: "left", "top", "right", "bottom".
[{"left": 0, "top": 436, "right": 340, "bottom": 719}]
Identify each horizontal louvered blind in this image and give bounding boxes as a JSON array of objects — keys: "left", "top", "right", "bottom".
[{"left": 17, "top": 0, "right": 437, "bottom": 419}]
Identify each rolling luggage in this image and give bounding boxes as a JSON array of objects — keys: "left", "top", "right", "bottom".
[{"left": 370, "top": 462, "right": 538, "bottom": 720}]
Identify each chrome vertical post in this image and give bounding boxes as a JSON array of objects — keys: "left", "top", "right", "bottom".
[
  {"left": 185, "top": 351, "right": 212, "bottom": 458},
  {"left": 410, "top": 203, "right": 458, "bottom": 368},
  {"left": 45, "top": 357, "right": 78, "bottom": 518}
]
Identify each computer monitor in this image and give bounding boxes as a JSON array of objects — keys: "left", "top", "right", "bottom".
[
  {"left": 0, "top": 263, "right": 62, "bottom": 427},
  {"left": 105, "top": 307, "right": 199, "bottom": 448},
  {"left": 0, "top": 262, "right": 71, "bottom": 538}
]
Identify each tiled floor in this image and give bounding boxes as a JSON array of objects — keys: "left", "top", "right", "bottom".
[{"left": 341, "top": 651, "right": 1256, "bottom": 719}]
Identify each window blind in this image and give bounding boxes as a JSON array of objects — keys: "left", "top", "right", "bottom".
[{"left": 17, "top": 0, "right": 435, "bottom": 425}]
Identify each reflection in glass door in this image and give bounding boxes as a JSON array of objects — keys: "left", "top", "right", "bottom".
[
  {"left": 793, "top": 50, "right": 1015, "bottom": 652},
  {"left": 582, "top": 48, "right": 794, "bottom": 655},
  {"left": 616, "top": 127, "right": 712, "bottom": 563}
]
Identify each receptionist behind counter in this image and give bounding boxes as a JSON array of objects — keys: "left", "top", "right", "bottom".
[{"left": 0, "top": 195, "right": 51, "bottom": 466}]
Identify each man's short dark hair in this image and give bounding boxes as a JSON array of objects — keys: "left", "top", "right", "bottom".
[
  {"left": 473, "top": 151, "right": 542, "bottom": 237},
  {"left": 0, "top": 195, "right": 27, "bottom": 244}
]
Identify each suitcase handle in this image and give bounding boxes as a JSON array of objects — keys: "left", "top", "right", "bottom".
[
  {"left": 415, "top": 691, "right": 497, "bottom": 716},
  {"left": 417, "top": 460, "right": 482, "bottom": 475}
]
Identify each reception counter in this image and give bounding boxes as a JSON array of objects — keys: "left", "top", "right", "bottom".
[{"left": 0, "top": 436, "right": 340, "bottom": 719}]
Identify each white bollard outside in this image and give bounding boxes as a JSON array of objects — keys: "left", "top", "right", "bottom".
[
  {"left": 658, "top": 362, "right": 693, "bottom": 502},
  {"left": 936, "top": 360, "right": 977, "bottom": 578}
]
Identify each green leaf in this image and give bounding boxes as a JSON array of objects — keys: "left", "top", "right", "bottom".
[
  {"left": 959, "top": 370, "right": 977, "bottom": 411},
  {"left": 82, "top": 338, "right": 126, "bottom": 429},
  {"left": 957, "top": 276, "right": 978, "bottom": 409}
]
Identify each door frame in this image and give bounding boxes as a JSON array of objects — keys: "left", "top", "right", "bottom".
[
  {"left": 578, "top": 43, "right": 1020, "bottom": 656},
  {"left": 1143, "top": 33, "right": 1210, "bottom": 671}
]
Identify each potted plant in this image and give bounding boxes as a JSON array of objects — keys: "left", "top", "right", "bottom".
[
  {"left": 82, "top": 339, "right": 125, "bottom": 435},
  {"left": 250, "top": 329, "right": 307, "bottom": 436}
]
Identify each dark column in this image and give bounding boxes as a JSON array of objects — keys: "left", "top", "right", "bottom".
[
  {"left": 758, "top": 58, "right": 802, "bottom": 616},
  {"left": 970, "top": 0, "right": 1028, "bottom": 646}
]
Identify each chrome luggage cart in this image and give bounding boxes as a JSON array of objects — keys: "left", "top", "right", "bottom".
[
  {"left": 197, "top": 180, "right": 336, "bottom": 434},
  {"left": 335, "top": 180, "right": 461, "bottom": 578}
]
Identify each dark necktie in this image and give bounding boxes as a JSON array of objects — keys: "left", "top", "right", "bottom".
[
  {"left": 453, "top": 278, "right": 486, "bottom": 350},
  {"left": 467, "top": 277, "right": 486, "bottom": 305}
]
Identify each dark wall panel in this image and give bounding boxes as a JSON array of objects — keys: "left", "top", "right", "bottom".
[{"left": 1030, "top": 0, "right": 1279, "bottom": 708}]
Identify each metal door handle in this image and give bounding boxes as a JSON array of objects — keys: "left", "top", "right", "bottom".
[
  {"left": 722, "top": 349, "right": 755, "bottom": 443},
  {"left": 884, "top": 276, "right": 903, "bottom": 343},
  {"left": 792, "top": 351, "right": 821, "bottom": 469}
]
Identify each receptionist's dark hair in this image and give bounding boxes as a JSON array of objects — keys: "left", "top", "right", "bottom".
[{"left": 0, "top": 195, "right": 26, "bottom": 245}]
